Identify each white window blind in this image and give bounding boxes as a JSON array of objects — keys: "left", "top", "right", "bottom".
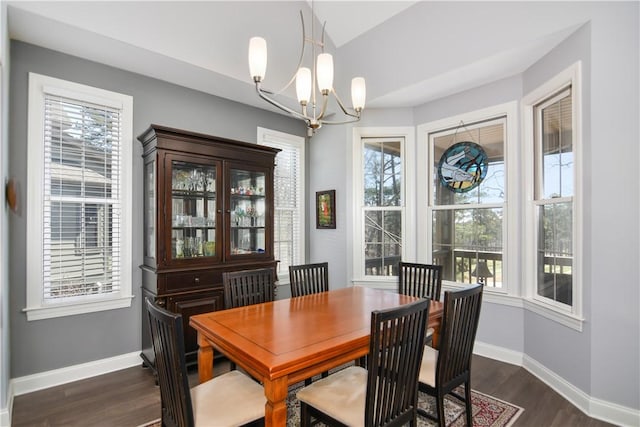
[
  {"left": 42, "top": 94, "right": 122, "bottom": 301},
  {"left": 258, "top": 128, "right": 305, "bottom": 281},
  {"left": 26, "top": 73, "right": 133, "bottom": 320}
]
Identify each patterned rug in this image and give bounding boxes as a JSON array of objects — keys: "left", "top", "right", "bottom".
[
  {"left": 140, "top": 376, "right": 523, "bottom": 427},
  {"left": 286, "top": 381, "right": 523, "bottom": 427}
]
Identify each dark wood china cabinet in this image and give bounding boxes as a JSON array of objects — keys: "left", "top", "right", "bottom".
[{"left": 138, "top": 125, "right": 280, "bottom": 369}]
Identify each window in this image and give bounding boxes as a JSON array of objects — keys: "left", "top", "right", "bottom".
[
  {"left": 523, "top": 62, "right": 582, "bottom": 329},
  {"left": 352, "top": 128, "right": 414, "bottom": 284},
  {"left": 534, "top": 89, "right": 574, "bottom": 305},
  {"left": 429, "top": 118, "right": 507, "bottom": 289},
  {"left": 418, "top": 102, "right": 517, "bottom": 299},
  {"left": 258, "top": 128, "right": 305, "bottom": 282},
  {"left": 26, "top": 73, "right": 133, "bottom": 320}
]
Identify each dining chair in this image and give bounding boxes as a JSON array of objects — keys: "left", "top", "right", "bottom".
[
  {"left": 398, "top": 261, "right": 442, "bottom": 345},
  {"left": 289, "top": 262, "right": 329, "bottom": 297},
  {"left": 222, "top": 267, "right": 276, "bottom": 371},
  {"left": 288, "top": 262, "right": 331, "bottom": 384},
  {"left": 145, "top": 298, "right": 266, "bottom": 427},
  {"left": 222, "top": 267, "right": 275, "bottom": 309},
  {"left": 417, "top": 283, "right": 483, "bottom": 427},
  {"left": 297, "top": 298, "right": 430, "bottom": 427}
]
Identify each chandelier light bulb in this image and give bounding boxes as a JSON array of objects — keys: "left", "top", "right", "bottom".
[
  {"left": 316, "top": 53, "right": 334, "bottom": 93},
  {"left": 351, "top": 77, "right": 366, "bottom": 111},
  {"left": 248, "top": 37, "right": 267, "bottom": 81},
  {"left": 296, "top": 67, "right": 311, "bottom": 104}
]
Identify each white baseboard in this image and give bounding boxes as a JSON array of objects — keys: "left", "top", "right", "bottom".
[
  {"left": 474, "top": 340, "right": 524, "bottom": 366},
  {"left": 0, "top": 382, "right": 13, "bottom": 427},
  {"left": 11, "top": 351, "right": 142, "bottom": 397},
  {"left": 0, "top": 351, "right": 142, "bottom": 427},
  {"left": 475, "top": 340, "right": 640, "bottom": 427},
  {"left": 523, "top": 354, "right": 640, "bottom": 427}
]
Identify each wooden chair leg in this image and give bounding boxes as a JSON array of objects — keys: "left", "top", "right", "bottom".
[
  {"left": 300, "top": 401, "right": 311, "bottom": 427},
  {"left": 436, "top": 391, "right": 446, "bottom": 427},
  {"left": 465, "top": 382, "right": 473, "bottom": 427}
]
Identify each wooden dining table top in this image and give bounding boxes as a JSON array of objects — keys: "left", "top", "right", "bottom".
[{"left": 189, "top": 286, "right": 444, "bottom": 426}]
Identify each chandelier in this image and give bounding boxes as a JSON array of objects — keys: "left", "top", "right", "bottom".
[{"left": 248, "top": 7, "right": 366, "bottom": 136}]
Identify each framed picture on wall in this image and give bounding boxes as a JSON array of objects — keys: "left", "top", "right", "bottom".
[{"left": 316, "top": 190, "right": 336, "bottom": 229}]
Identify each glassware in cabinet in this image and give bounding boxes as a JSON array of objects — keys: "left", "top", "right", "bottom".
[
  {"left": 170, "top": 160, "right": 218, "bottom": 261},
  {"left": 229, "top": 168, "right": 267, "bottom": 255}
]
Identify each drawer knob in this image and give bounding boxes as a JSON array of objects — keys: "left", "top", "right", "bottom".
[{"left": 194, "top": 277, "right": 200, "bottom": 284}]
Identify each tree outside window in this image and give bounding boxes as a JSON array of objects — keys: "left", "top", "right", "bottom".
[{"left": 363, "top": 138, "right": 403, "bottom": 276}]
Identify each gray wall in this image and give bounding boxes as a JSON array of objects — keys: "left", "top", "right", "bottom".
[
  {"left": 0, "top": 0, "right": 10, "bottom": 415},
  {"left": 8, "top": 40, "right": 304, "bottom": 377},
  {"left": 308, "top": 1, "right": 639, "bottom": 413}
]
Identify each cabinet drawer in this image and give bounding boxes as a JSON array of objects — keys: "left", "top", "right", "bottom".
[{"left": 162, "top": 270, "right": 220, "bottom": 292}]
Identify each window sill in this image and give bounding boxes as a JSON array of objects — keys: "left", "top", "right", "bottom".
[
  {"left": 523, "top": 298, "right": 584, "bottom": 332},
  {"left": 351, "top": 279, "right": 396, "bottom": 290},
  {"left": 24, "top": 295, "right": 134, "bottom": 321}
]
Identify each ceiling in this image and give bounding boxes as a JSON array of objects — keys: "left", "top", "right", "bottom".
[{"left": 6, "top": 1, "right": 586, "bottom": 116}]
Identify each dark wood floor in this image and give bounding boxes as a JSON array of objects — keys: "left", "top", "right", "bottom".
[{"left": 11, "top": 355, "right": 614, "bottom": 427}]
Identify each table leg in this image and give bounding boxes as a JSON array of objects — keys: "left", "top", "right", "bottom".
[
  {"left": 431, "top": 324, "right": 441, "bottom": 349},
  {"left": 263, "top": 376, "right": 288, "bottom": 426},
  {"left": 197, "top": 332, "right": 214, "bottom": 383}
]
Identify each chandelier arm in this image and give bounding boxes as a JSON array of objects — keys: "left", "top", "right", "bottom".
[
  {"left": 315, "top": 93, "right": 330, "bottom": 121},
  {"left": 332, "top": 89, "right": 362, "bottom": 119},
  {"left": 263, "top": 10, "right": 308, "bottom": 96},
  {"left": 316, "top": 115, "right": 362, "bottom": 126},
  {"left": 320, "top": 21, "right": 327, "bottom": 52},
  {"left": 256, "top": 84, "right": 312, "bottom": 123}
]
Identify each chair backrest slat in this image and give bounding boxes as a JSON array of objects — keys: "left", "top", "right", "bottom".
[
  {"left": 398, "top": 262, "right": 443, "bottom": 302},
  {"left": 289, "top": 262, "right": 329, "bottom": 297},
  {"left": 146, "top": 298, "right": 194, "bottom": 427},
  {"left": 223, "top": 267, "right": 275, "bottom": 309},
  {"left": 436, "top": 284, "right": 483, "bottom": 389},
  {"left": 365, "top": 298, "right": 430, "bottom": 427}
]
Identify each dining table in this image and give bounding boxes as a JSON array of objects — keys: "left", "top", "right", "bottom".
[{"left": 189, "top": 285, "right": 444, "bottom": 427}]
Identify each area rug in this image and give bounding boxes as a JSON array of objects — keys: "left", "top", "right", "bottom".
[
  {"left": 286, "top": 381, "right": 523, "bottom": 427},
  {"left": 139, "top": 379, "right": 523, "bottom": 427}
]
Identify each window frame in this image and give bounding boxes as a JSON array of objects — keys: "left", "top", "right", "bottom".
[
  {"left": 417, "top": 102, "right": 520, "bottom": 305},
  {"left": 351, "top": 127, "right": 415, "bottom": 287},
  {"left": 25, "top": 73, "right": 133, "bottom": 321},
  {"left": 257, "top": 127, "right": 305, "bottom": 284},
  {"left": 522, "top": 62, "right": 584, "bottom": 330}
]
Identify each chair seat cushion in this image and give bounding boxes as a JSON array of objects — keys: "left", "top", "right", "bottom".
[
  {"left": 296, "top": 366, "right": 367, "bottom": 426},
  {"left": 419, "top": 345, "right": 438, "bottom": 387},
  {"left": 191, "top": 370, "right": 265, "bottom": 426}
]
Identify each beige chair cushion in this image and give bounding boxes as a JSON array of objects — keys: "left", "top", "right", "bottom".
[
  {"left": 419, "top": 345, "right": 438, "bottom": 387},
  {"left": 191, "top": 370, "right": 265, "bottom": 427},
  {"left": 296, "top": 366, "right": 367, "bottom": 427}
]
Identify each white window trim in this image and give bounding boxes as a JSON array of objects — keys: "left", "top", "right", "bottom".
[
  {"left": 257, "top": 127, "right": 305, "bottom": 285},
  {"left": 417, "top": 101, "right": 519, "bottom": 303},
  {"left": 522, "top": 61, "right": 584, "bottom": 331},
  {"left": 25, "top": 73, "right": 134, "bottom": 321},
  {"left": 351, "top": 127, "right": 415, "bottom": 287}
]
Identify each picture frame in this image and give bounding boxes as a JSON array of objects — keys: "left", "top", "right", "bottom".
[{"left": 316, "top": 190, "right": 336, "bottom": 229}]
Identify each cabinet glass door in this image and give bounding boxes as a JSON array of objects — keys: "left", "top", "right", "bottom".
[
  {"left": 229, "top": 168, "right": 267, "bottom": 256},
  {"left": 143, "top": 158, "right": 156, "bottom": 263},
  {"left": 170, "top": 161, "right": 218, "bottom": 261}
]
